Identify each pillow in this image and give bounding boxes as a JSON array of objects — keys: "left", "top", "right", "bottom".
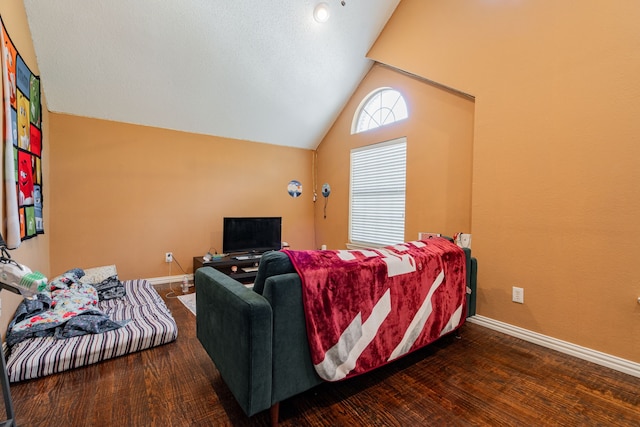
[
  {"left": 252, "top": 251, "right": 295, "bottom": 295},
  {"left": 79, "top": 265, "right": 118, "bottom": 285}
]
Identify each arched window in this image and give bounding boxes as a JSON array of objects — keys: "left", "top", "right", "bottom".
[{"left": 352, "top": 87, "right": 408, "bottom": 134}]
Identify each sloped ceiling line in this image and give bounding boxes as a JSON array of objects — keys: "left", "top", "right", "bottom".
[{"left": 24, "top": 0, "right": 400, "bottom": 150}]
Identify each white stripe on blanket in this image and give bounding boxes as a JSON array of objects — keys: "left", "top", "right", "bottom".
[
  {"left": 389, "top": 270, "right": 445, "bottom": 361},
  {"left": 315, "top": 289, "right": 391, "bottom": 381}
]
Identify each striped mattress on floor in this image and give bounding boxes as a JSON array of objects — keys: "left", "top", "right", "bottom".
[{"left": 5, "top": 279, "right": 178, "bottom": 383}]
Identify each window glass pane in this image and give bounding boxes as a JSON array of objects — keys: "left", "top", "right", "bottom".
[
  {"left": 350, "top": 138, "right": 406, "bottom": 246},
  {"left": 354, "top": 88, "right": 408, "bottom": 134}
]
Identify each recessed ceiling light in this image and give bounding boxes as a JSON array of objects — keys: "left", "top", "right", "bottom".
[{"left": 314, "top": 2, "right": 330, "bottom": 23}]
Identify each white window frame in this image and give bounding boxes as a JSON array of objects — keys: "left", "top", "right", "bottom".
[
  {"left": 351, "top": 87, "right": 408, "bottom": 134},
  {"left": 349, "top": 137, "right": 407, "bottom": 247}
]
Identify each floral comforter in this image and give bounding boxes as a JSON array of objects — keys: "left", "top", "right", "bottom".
[{"left": 5, "top": 269, "right": 127, "bottom": 347}]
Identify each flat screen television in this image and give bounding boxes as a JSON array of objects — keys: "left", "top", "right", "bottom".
[{"left": 222, "top": 217, "right": 282, "bottom": 255}]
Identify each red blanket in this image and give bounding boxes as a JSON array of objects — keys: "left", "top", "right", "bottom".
[{"left": 285, "top": 238, "right": 467, "bottom": 381}]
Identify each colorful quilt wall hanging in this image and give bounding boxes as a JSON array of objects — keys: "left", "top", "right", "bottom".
[{"left": 1, "top": 17, "right": 44, "bottom": 247}]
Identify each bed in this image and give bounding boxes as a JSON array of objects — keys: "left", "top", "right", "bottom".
[{"left": 4, "top": 276, "right": 178, "bottom": 383}]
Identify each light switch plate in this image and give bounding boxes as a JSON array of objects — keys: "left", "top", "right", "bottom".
[{"left": 512, "top": 286, "right": 524, "bottom": 304}]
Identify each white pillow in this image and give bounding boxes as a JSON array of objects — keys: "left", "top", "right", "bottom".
[{"left": 79, "top": 265, "right": 118, "bottom": 285}]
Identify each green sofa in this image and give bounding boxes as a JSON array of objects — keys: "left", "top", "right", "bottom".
[{"left": 195, "top": 248, "right": 477, "bottom": 425}]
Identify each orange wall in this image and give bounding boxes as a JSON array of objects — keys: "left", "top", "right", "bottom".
[
  {"left": 48, "top": 114, "right": 315, "bottom": 280},
  {"left": 367, "top": 0, "right": 640, "bottom": 362},
  {"left": 0, "top": 1, "right": 50, "bottom": 338},
  {"left": 315, "top": 63, "right": 474, "bottom": 249}
]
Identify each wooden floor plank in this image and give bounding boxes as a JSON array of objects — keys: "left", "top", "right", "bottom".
[{"left": 3, "top": 284, "right": 639, "bottom": 426}]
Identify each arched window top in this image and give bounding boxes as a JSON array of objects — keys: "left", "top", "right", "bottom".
[{"left": 352, "top": 87, "right": 408, "bottom": 134}]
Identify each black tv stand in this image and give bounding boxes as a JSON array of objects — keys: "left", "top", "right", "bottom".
[{"left": 193, "top": 255, "right": 260, "bottom": 284}]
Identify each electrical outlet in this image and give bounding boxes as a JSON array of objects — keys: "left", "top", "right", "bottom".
[
  {"left": 165, "top": 252, "right": 173, "bottom": 263},
  {"left": 512, "top": 286, "right": 524, "bottom": 304}
]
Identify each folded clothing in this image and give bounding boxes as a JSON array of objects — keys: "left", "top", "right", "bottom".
[{"left": 92, "top": 275, "right": 126, "bottom": 301}]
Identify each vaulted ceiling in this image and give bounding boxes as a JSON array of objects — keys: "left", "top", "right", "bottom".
[{"left": 23, "top": 0, "right": 400, "bottom": 150}]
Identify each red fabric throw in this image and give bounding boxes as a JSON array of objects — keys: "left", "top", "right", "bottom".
[{"left": 285, "top": 239, "right": 467, "bottom": 382}]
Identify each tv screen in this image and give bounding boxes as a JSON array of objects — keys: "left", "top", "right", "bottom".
[{"left": 222, "top": 217, "right": 282, "bottom": 254}]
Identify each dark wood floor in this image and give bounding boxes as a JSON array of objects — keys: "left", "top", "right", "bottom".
[{"left": 4, "top": 283, "right": 639, "bottom": 426}]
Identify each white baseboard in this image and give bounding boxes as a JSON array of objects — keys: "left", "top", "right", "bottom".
[
  {"left": 146, "top": 273, "right": 194, "bottom": 287},
  {"left": 467, "top": 315, "right": 640, "bottom": 379}
]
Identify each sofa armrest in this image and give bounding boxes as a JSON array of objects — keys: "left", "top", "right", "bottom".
[
  {"left": 468, "top": 257, "right": 478, "bottom": 316},
  {"left": 460, "top": 247, "right": 477, "bottom": 317},
  {"left": 262, "top": 273, "right": 323, "bottom": 404},
  {"left": 195, "top": 267, "right": 273, "bottom": 416}
]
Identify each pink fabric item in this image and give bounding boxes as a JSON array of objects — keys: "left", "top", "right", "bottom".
[{"left": 285, "top": 238, "right": 467, "bottom": 381}]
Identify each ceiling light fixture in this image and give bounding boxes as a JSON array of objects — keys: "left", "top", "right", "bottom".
[{"left": 314, "top": 2, "right": 330, "bottom": 23}]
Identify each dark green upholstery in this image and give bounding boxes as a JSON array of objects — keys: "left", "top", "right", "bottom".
[
  {"left": 195, "top": 248, "right": 478, "bottom": 419},
  {"left": 252, "top": 250, "right": 296, "bottom": 295},
  {"left": 261, "top": 273, "right": 322, "bottom": 403},
  {"left": 468, "top": 256, "right": 478, "bottom": 316},
  {"left": 195, "top": 268, "right": 273, "bottom": 416}
]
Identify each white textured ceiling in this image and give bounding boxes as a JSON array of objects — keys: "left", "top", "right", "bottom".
[{"left": 23, "top": 0, "right": 400, "bottom": 150}]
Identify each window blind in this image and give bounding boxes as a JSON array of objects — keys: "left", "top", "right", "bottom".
[{"left": 350, "top": 137, "right": 406, "bottom": 246}]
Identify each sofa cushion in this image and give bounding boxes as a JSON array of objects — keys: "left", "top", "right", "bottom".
[{"left": 252, "top": 250, "right": 296, "bottom": 294}]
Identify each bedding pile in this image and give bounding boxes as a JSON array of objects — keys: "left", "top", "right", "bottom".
[
  {"left": 285, "top": 238, "right": 467, "bottom": 382},
  {"left": 6, "top": 268, "right": 127, "bottom": 346},
  {"left": 4, "top": 266, "right": 178, "bottom": 383}
]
